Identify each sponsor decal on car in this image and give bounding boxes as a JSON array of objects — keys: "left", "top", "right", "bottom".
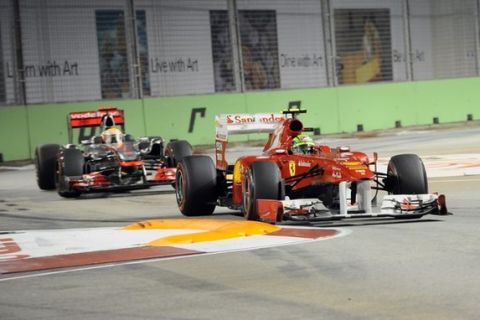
[
  {"left": 289, "top": 160, "right": 296, "bottom": 176},
  {"left": 225, "top": 113, "right": 284, "bottom": 124},
  {"left": 332, "top": 166, "right": 342, "bottom": 179},
  {"left": 69, "top": 109, "right": 122, "bottom": 120},
  {"left": 297, "top": 160, "right": 311, "bottom": 168}
]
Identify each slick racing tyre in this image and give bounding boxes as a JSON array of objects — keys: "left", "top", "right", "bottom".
[
  {"left": 57, "top": 148, "right": 84, "bottom": 198},
  {"left": 176, "top": 155, "right": 217, "bottom": 216},
  {"left": 166, "top": 140, "right": 193, "bottom": 167},
  {"left": 35, "top": 144, "right": 60, "bottom": 190},
  {"left": 386, "top": 154, "right": 428, "bottom": 194},
  {"left": 243, "top": 161, "right": 284, "bottom": 221}
]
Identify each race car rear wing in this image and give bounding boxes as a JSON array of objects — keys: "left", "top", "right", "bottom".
[
  {"left": 67, "top": 107, "right": 125, "bottom": 144},
  {"left": 68, "top": 107, "right": 124, "bottom": 128},
  {"left": 215, "top": 113, "right": 284, "bottom": 170}
]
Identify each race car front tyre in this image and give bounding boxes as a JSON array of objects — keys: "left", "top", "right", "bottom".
[
  {"left": 57, "top": 148, "right": 84, "bottom": 198},
  {"left": 35, "top": 144, "right": 60, "bottom": 190},
  {"left": 386, "top": 154, "right": 428, "bottom": 194},
  {"left": 176, "top": 155, "right": 217, "bottom": 216},
  {"left": 166, "top": 140, "right": 193, "bottom": 167},
  {"left": 243, "top": 161, "right": 284, "bottom": 221}
]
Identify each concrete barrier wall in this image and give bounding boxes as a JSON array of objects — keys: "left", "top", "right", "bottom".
[
  {"left": 1, "top": 78, "right": 479, "bottom": 162},
  {"left": 0, "top": 105, "right": 30, "bottom": 161},
  {"left": 0, "top": 99, "right": 145, "bottom": 161}
]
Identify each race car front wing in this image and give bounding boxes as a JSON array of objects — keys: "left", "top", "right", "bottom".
[
  {"left": 256, "top": 182, "right": 448, "bottom": 223},
  {"left": 65, "top": 167, "right": 176, "bottom": 193}
]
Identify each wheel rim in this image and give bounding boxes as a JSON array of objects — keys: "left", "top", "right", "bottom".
[
  {"left": 387, "top": 166, "right": 400, "bottom": 194},
  {"left": 57, "top": 173, "right": 68, "bottom": 193},
  {"left": 55, "top": 161, "right": 61, "bottom": 189},
  {"left": 175, "top": 169, "right": 185, "bottom": 207},
  {"left": 242, "top": 172, "right": 253, "bottom": 219},
  {"left": 34, "top": 154, "right": 40, "bottom": 171},
  {"left": 35, "top": 155, "right": 41, "bottom": 182}
]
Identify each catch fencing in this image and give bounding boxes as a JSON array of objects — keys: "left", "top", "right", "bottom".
[{"left": 0, "top": 0, "right": 478, "bottom": 105}]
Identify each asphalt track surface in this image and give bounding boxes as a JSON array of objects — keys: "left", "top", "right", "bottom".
[{"left": 1, "top": 124, "right": 480, "bottom": 320}]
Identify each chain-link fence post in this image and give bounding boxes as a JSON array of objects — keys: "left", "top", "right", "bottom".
[
  {"left": 321, "top": 0, "right": 336, "bottom": 87},
  {"left": 402, "top": 0, "right": 413, "bottom": 81},
  {"left": 125, "top": 0, "right": 141, "bottom": 99},
  {"left": 227, "top": 0, "right": 244, "bottom": 92},
  {"left": 474, "top": 0, "right": 480, "bottom": 75},
  {"left": 12, "top": 0, "right": 26, "bottom": 105}
]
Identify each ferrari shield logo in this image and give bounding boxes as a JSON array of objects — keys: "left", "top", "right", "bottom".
[{"left": 289, "top": 161, "right": 296, "bottom": 176}]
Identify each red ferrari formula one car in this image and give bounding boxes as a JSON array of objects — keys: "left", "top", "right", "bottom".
[
  {"left": 175, "top": 106, "right": 447, "bottom": 223},
  {"left": 35, "top": 107, "right": 192, "bottom": 197}
]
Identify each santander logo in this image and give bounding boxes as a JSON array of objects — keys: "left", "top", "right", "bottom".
[{"left": 226, "top": 113, "right": 283, "bottom": 125}]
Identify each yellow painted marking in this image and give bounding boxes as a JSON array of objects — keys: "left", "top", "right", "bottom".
[{"left": 123, "top": 219, "right": 281, "bottom": 246}]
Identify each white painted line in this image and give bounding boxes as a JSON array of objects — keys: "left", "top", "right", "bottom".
[
  {"left": 430, "top": 178, "right": 480, "bottom": 183},
  {"left": 376, "top": 154, "right": 480, "bottom": 178},
  {"left": 0, "top": 228, "right": 199, "bottom": 260},
  {"left": 0, "top": 164, "right": 34, "bottom": 171}
]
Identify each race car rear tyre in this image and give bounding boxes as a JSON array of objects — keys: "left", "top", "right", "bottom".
[
  {"left": 34, "top": 144, "right": 60, "bottom": 190},
  {"left": 57, "top": 148, "right": 84, "bottom": 198},
  {"left": 243, "top": 161, "right": 284, "bottom": 221},
  {"left": 386, "top": 154, "right": 428, "bottom": 194},
  {"left": 176, "top": 155, "right": 217, "bottom": 216},
  {"left": 166, "top": 140, "right": 193, "bottom": 167}
]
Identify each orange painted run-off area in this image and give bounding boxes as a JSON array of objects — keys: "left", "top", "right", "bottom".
[{"left": 124, "top": 219, "right": 282, "bottom": 246}]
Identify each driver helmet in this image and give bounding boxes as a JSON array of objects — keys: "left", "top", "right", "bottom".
[
  {"left": 291, "top": 134, "right": 315, "bottom": 154},
  {"left": 101, "top": 127, "right": 124, "bottom": 145},
  {"left": 101, "top": 114, "right": 115, "bottom": 131}
]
